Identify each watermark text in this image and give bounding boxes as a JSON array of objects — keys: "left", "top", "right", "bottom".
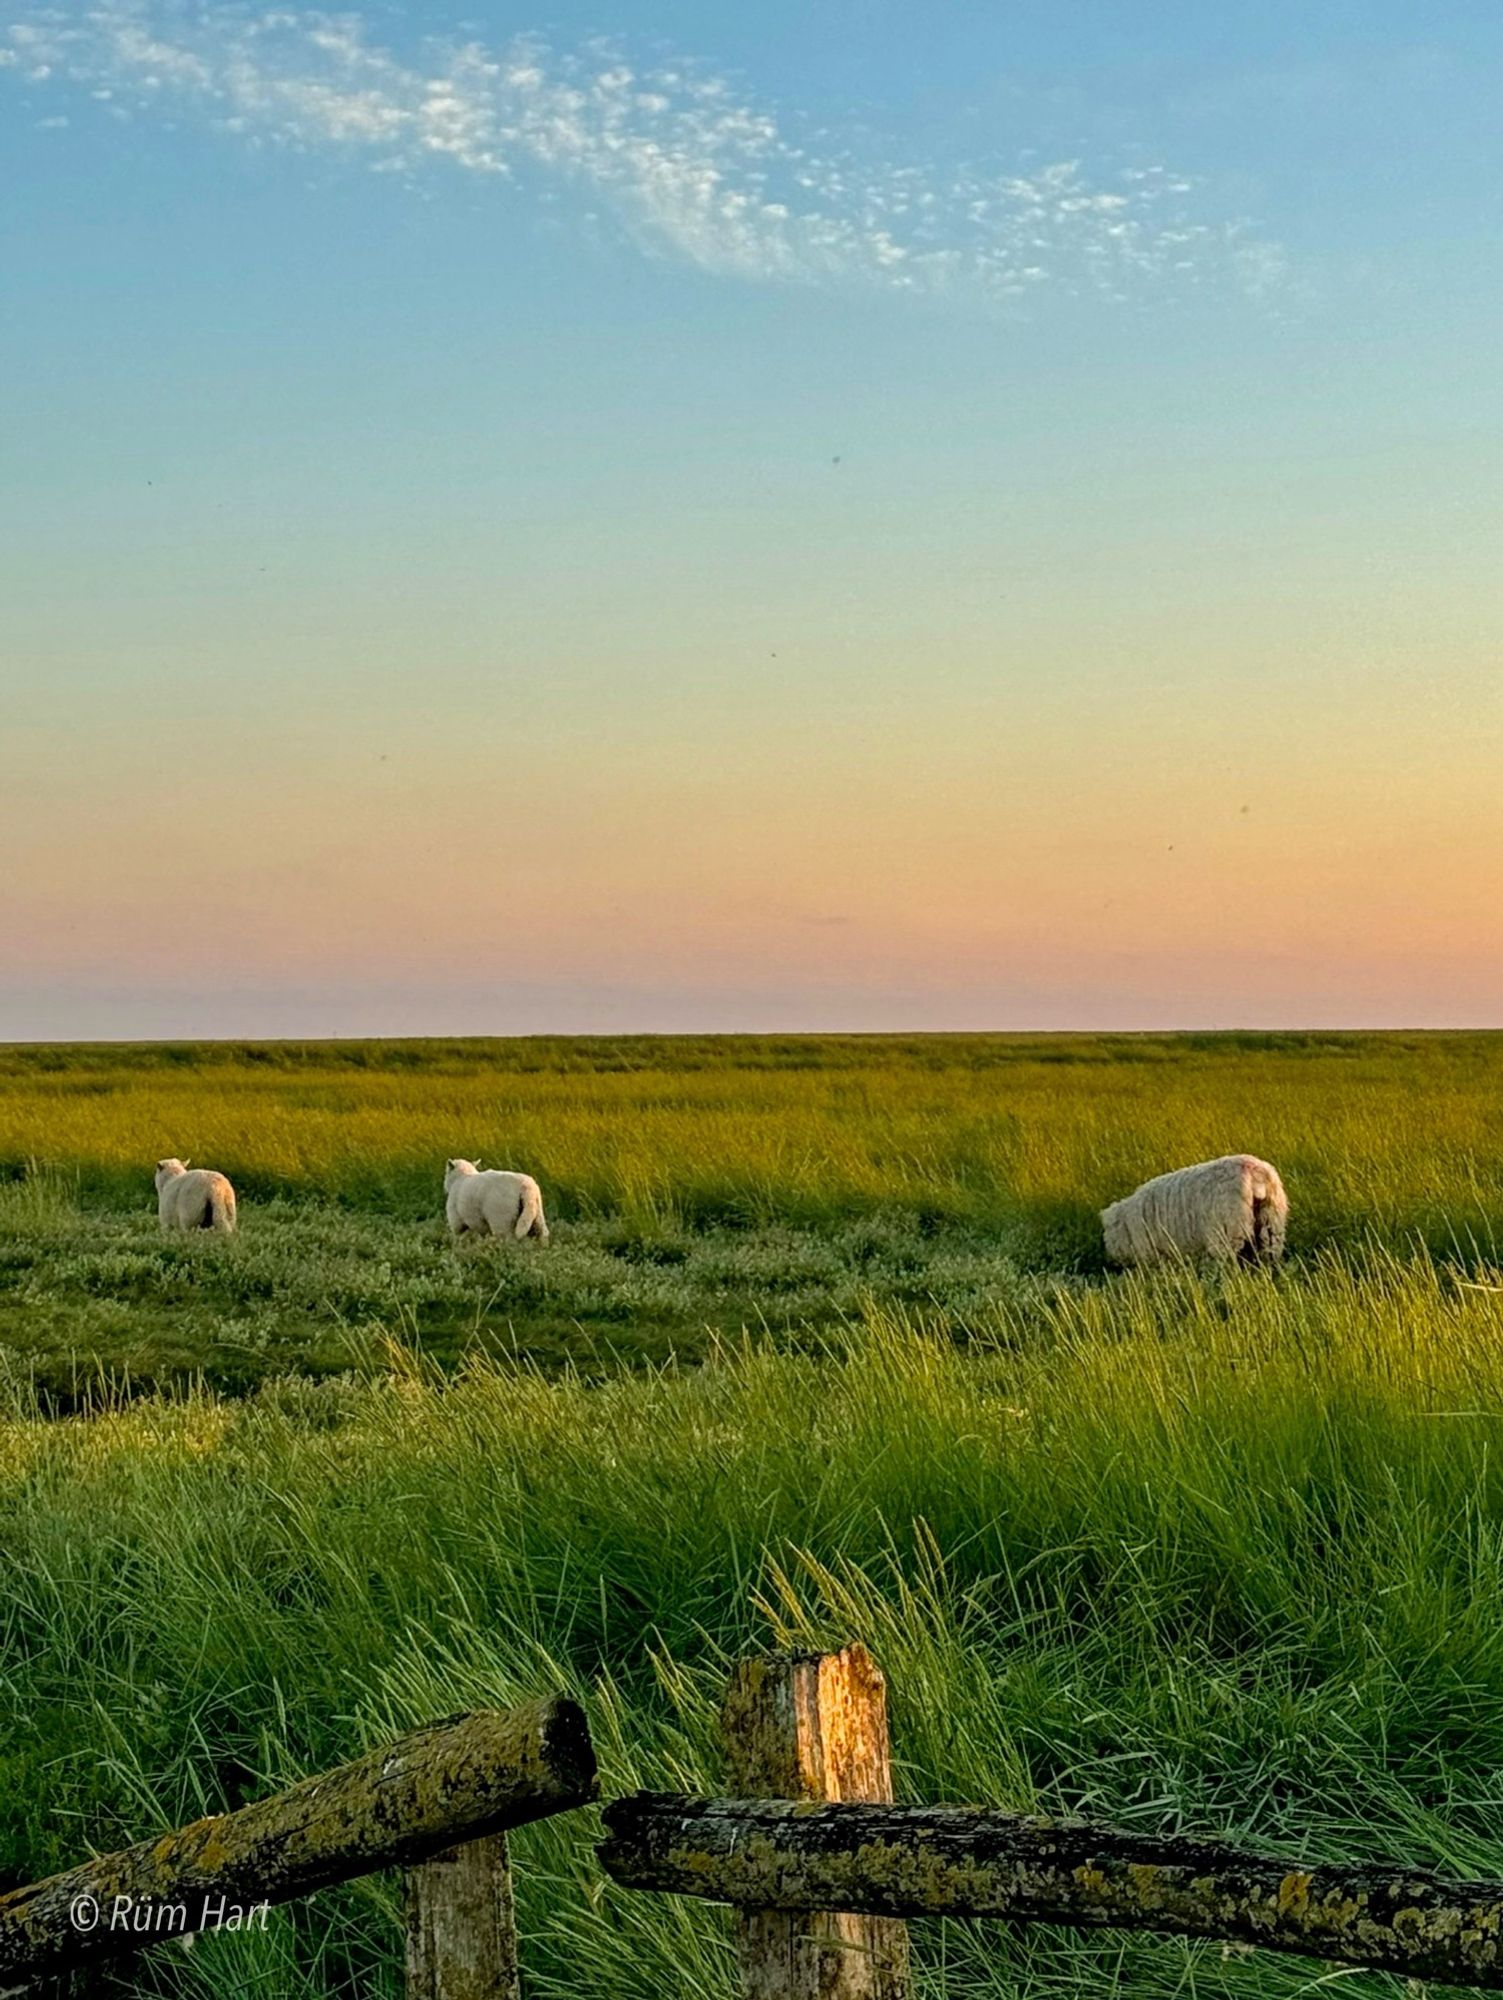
[{"left": 68, "top": 1892, "right": 271, "bottom": 1937}]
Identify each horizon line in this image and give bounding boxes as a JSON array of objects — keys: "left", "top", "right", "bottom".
[{"left": 3, "top": 1024, "right": 1498, "bottom": 1050}]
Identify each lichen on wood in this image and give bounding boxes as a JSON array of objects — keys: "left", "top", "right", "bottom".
[
  {"left": 599, "top": 1794, "right": 1503, "bottom": 1990},
  {"left": 722, "top": 1646, "right": 909, "bottom": 2000},
  {"left": 0, "top": 1698, "right": 595, "bottom": 1988}
]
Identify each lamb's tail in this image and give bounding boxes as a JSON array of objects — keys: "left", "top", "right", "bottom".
[
  {"left": 515, "top": 1181, "right": 549, "bottom": 1244},
  {"left": 207, "top": 1178, "right": 237, "bottom": 1234}
]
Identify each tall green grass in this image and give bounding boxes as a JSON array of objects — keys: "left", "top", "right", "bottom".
[{"left": 7, "top": 1268, "right": 1503, "bottom": 1998}]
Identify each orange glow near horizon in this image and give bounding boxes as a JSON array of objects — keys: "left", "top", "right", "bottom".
[{"left": 8, "top": 609, "right": 1503, "bottom": 1033}]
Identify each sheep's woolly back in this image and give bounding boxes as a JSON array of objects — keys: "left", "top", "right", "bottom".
[
  {"left": 1101, "top": 1154, "right": 1287, "bottom": 1268},
  {"left": 154, "top": 1161, "right": 237, "bottom": 1233},
  {"left": 444, "top": 1162, "right": 550, "bottom": 1242}
]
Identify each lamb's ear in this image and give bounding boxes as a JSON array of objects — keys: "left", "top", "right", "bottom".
[{"left": 182, "top": 1158, "right": 191, "bottom": 1169}]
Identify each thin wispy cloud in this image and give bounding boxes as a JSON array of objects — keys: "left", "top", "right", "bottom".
[{"left": 3, "top": 3, "right": 1284, "bottom": 306}]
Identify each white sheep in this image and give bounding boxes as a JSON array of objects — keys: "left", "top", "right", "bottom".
[
  {"left": 1101, "top": 1153, "right": 1287, "bottom": 1268},
  {"left": 155, "top": 1157, "right": 238, "bottom": 1234},
  {"left": 443, "top": 1158, "right": 550, "bottom": 1244}
]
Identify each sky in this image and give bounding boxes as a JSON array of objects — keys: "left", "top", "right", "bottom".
[{"left": 2, "top": 2, "right": 1501, "bottom": 1038}]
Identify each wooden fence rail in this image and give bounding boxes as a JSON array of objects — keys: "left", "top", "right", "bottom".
[
  {"left": 0, "top": 1698, "right": 595, "bottom": 1996},
  {"left": 599, "top": 1791, "right": 1503, "bottom": 1991}
]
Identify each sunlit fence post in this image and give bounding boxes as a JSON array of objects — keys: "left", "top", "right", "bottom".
[{"left": 721, "top": 1646, "right": 910, "bottom": 2000}]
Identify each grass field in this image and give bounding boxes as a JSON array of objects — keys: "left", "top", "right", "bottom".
[
  {"left": 4, "top": 1033, "right": 1503, "bottom": 1998},
  {"left": 4, "top": 1031, "right": 1503, "bottom": 1394}
]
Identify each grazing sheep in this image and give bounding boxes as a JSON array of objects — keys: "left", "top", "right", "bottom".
[
  {"left": 155, "top": 1157, "right": 237, "bottom": 1234},
  {"left": 1101, "top": 1153, "right": 1287, "bottom": 1268},
  {"left": 444, "top": 1158, "right": 550, "bottom": 1244}
]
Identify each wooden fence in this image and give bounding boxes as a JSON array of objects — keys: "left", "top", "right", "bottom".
[
  {"left": 0, "top": 1699, "right": 596, "bottom": 2000},
  {"left": 7, "top": 1646, "right": 1503, "bottom": 1998}
]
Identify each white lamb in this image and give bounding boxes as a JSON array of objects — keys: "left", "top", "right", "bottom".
[
  {"left": 155, "top": 1157, "right": 238, "bottom": 1233},
  {"left": 443, "top": 1158, "right": 550, "bottom": 1244},
  {"left": 1101, "top": 1154, "right": 1287, "bottom": 1268}
]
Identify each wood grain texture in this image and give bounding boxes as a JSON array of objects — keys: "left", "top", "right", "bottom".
[
  {"left": 721, "top": 1648, "right": 909, "bottom": 2000},
  {"left": 405, "top": 1834, "right": 520, "bottom": 2000},
  {"left": 0, "top": 1699, "right": 595, "bottom": 1988},
  {"left": 601, "top": 1793, "right": 1503, "bottom": 1990}
]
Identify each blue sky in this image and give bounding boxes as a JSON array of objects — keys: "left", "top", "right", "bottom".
[{"left": 3, "top": 4, "right": 1501, "bottom": 1037}]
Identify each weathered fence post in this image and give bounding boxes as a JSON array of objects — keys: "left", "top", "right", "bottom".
[
  {"left": 405, "top": 1834, "right": 519, "bottom": 2000},
  {"left": 722, "top": 1646, "right": 910, "bottom": 2000}
]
